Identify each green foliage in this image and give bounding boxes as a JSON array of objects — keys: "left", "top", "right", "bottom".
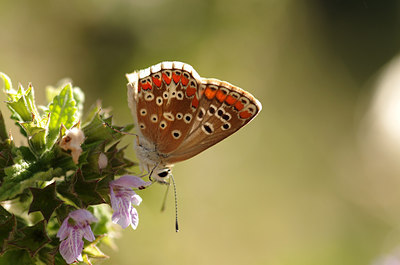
[{"left": 0, "top": 73, "right": 135, "bottom": 264}]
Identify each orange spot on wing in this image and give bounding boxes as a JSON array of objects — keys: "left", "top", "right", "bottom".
[
  {"left": 172, "top": 72, "right": 181, "bottom": 84},
  {"left": 239, "top": 110, "right": 252, "bottom": 119},
  {"left": 216, "top": 90, "right": 228, "bottom": 103},
  {"left": 225, "top": 95, "right": 237, "bottom": 105},
  {"left": 143, "top": 82, "right": 152, "bottom": 90},
  {"left": 152, "top": 76, "right": 162, "bottom": 87},
  {"left": 181, "top": 75, "right": 189, "bottom": 86},
  {"left": 186, "top": 85, "right": 196, "bottom": 97},
  {"left": 234, "top": 101, "right": 244, "bottom": 111},
  {"left": 162, "top": 73, "right": 172, "bottom": 85},
  {"left": 204, "top": 87, "right": 217, "bottom": 100},
  {"left": 191, "top": 95, "right": 199, "bottom": 109}
]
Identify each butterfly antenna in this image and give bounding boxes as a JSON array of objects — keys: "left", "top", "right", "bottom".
[
  {"left": 160, "top": 182, "right": 170, "bottom": 212},
  {"left": 170, "top": 174, "right": 179, "bottom": 232}
]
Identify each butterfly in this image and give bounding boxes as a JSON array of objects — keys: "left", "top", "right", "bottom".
[{"left": 126, "top": 61, "right": 262, "bottom": 183}]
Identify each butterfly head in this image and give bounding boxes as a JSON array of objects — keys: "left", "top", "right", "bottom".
[{"left": 150, "top": 166, "right": 172, "bottom": 184}]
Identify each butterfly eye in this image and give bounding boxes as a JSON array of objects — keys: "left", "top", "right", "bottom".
[{"left": 158, "top": 169, "right": 170, "bottom": 178}]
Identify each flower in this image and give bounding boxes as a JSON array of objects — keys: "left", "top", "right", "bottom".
[
  {"left": 57, "top": 209, "right": 98, "bottom": 264},
  {"left": 109, "top": 175, "right": 151, "bottom": 229},
  {"left": 59, "top": 127, "right": 85, "bottom": 164}
]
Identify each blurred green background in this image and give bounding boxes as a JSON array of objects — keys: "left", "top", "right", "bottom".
[{"left": 2, "top": 0, "right": 400, "bottom": 264}]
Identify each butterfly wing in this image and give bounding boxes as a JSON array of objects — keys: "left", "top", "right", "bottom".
[
  {"left": 127, "top": 62, "right": 262, "bottom": 165},
  {"left": 127, "top": 62, "right": 203, "bottom": 153},
  {"left": 165, "top": 78, "right": 262, "bottom": 164}
]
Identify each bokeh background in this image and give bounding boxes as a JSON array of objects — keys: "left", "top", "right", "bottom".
[{"left": 2, "top": 1, "right": 400, "bottom": 264}]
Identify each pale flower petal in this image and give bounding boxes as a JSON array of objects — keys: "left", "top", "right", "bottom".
[
  {"left": 81, "top": 224, "right": 96, "bottom": 242},
  {"left": 57, "top": 209, "right": 97, "bottom": 264},
  {"left": 109, "top": 176, "right": 145, "bottom": 229},
  {"left": 111, "top": 175, "right": 151, "bottom": 188},
  {"left": 59, "top": 128, "right": 85, "bottom": 164},
  {"left": 130, "top": 207, "right": 139, "bottom": 230},
  {"left": 69, "top": 209, "right": 97, "bottom": 223},
  {"left": 56, "top": 217, "right": 70, "bottom": 241},
  {"left": 131, "top": 193, "right": 142, "bottom": 206}
]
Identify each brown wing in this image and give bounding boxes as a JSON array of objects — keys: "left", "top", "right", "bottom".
[
  {"left": 127, "top": 62, "right": 262, "bottom": 165},
  {"left": 165, "top": 78, "right": 262, "bottom": 164},
  {"left": 127, "top": 61, "right": 203, "bottom": 152}
]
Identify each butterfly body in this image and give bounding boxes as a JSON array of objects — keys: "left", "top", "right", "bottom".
[{"left": 127, "top": 61, "right": 262, "bottom": 182}]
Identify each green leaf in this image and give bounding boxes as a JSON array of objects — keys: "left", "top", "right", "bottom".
[
  {"left": 0, "top": 214, "right": 16, "bottom": 254},
  {"left": 0, "top": 111, "right": 8, "bottom": 141},
  {"left": 82, "top": 112, "right": 133, "bottom": 145},
  {"left": 0, "top": 72, "right": 12, "bottom": 91},
  {"left": 46, "top": 83, "right": 78, "bottom": 149},
  {"left": 0, "top": 249, "right": 34, "bottom": 265},
  {"left": 0, "top": 156, "right": 63, "bottom": 201},
  {"left": 46, "top": 81, "right": 85, "bottom": 120},
  {"left": 29, "top": 183, "right": 63, "bottom": 221},
  {"left": 19, "top": 121, "right": 47, "bottom": 155},
  {"left": 71, "top": 170, "right": 105, "bottom": 207},
  {"left": 7, "top": 220, "right": 51, "bottom": 257}
]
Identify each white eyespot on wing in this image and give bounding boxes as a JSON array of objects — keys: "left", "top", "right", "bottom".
[
  {"left": 183, "top": 113, "right": 193, "bottom": 124},
  {"left": 144, "top": 92, "right": 154, "bottom": 101},
  {"left": 207, "top": 104, "right": 217, "bottom": 116},
  {"left": 202, "top": 122, "right": 214, "bottom": 135},
  {"left": 160, "top": 120, "right": 167, "bottom": 129},
  {"left": 140, "top": 108, "right": 147, "bottom": 116},
  {"left": 150, "top": 114, "right": 158, "bottom": 123},
  {"left": 139, "top": 123, "right": 146, "bottom": 129},
  {"left": 197, "top": 107, "right": 205, "bottom": 120},
  {"left": 163, "top": 112, "right": 175, "bottom": 121},
  {"left": 176, "top": 113, "right": 183, "bottom": 120},
  {"left": 176, "top": 91, "right": 184, "bottom": 100},
  {"left": 156, "top": 96, "right": 163, "bottom": 106},
  {"left": 221, "top": 112, "right": 231, "bottom": 121},
  {"left": 171, "top": 130, "right": 182, "bottom": 139},
  {"left": 163, "top": 91, "right": 169, "bottom": 99},
  {"left": 216, "top": 107, "right": 225, "bottom": 118},
  {"left": 221, "top": 122, "right": 231, "bottom": 130}
]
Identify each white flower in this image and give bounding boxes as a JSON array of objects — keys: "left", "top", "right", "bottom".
[{"left": 59, "top": 127, "right": 85, "bottom": 164}]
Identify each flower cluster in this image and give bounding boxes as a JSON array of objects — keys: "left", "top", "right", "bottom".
[
  {"left": 0, "top": 73, "right": 151, "bottom": 265},
  {"left": 55, "top": 175, "right": 151, "bottom": 263}
]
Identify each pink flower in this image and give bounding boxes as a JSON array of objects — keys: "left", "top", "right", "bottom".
[
  {"left": 109, "top": 175, "right": 151, "bottom": 229},
  {"left": 57, "top": 209, "right": 98, "bottom": 264}
]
